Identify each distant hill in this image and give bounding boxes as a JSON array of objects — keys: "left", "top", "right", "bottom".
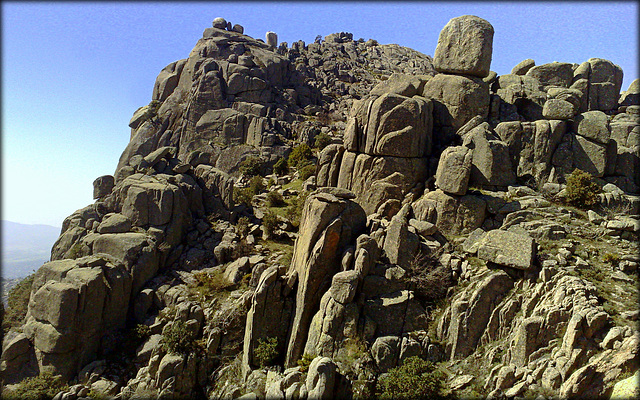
[{"left": 1, "top": 220, "right": 60, "bottom": 280}]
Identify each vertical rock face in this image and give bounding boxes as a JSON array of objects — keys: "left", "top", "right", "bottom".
[
  {"left": 284, "top": 189, "right": 366, "bottom": 367},
  {"left": 446, "top": 270, "right": 514, "bottom": 359},
  {"left": 20, "top": 256, "right": 134, "bottom": 380},
  {"left": 344, "top": 93, "right": 433, "bottom": 158},
  {"left": 242, "top": 265, "right": 293, "bottom": 377},
  {"left": 422, "top": 73, "right": 490, "bottom": 142},
  {"left": 433, "top": 15, "right": 494, "bottom": 78},
  {"left": 316, "top": 76, "right": 435, "bottom": 214}
]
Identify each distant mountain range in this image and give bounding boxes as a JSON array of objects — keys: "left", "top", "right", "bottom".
[{"left": 2, "top": 220, "right": 60, "bottom": 280}]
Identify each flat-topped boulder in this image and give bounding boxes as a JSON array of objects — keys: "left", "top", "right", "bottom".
[{"left": 476, "top": 229, "right": 536, "bottom": 270}]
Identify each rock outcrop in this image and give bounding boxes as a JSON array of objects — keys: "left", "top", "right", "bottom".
[{"left": 2, "top": 13, "right": 638, "bottom": 400}]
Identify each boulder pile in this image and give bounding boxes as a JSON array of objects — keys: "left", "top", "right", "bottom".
[{"left": 2, "top": 14, "right": 638, "bottom": 400}]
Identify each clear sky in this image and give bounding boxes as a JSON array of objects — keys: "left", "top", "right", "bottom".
[{"left": 2, "top": 1, "right": 638, "bottom": 227}]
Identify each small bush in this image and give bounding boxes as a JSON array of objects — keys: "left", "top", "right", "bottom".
[
  {"left": 234, "top": 188, "right": 253, "bottom": 206},
  {"left": 161, "top": 320, "right": 201, "bottom": 355},
  {"left": 3, "top": 274, "right": 34, "bottom": 333},
  {"left": 564, "top": 169, "right": 602, "bottom": 208},
  {"left": 133, "top": 324, "right": 151, "bottom": 341},
  {"left": 286, "top": 193, "right": 308, "bottom": 229},
  {"left": 262, "top": 211, "right": 280, "bottom": 239},
  {"left": 192, "top": 270, "right": 232, "bottom": 293},
  {"left": 288, "top": 144, "right": 312, "bottom": 169},
  {"left": 3, "top": 368, "right": 69, "bottom": 400},
  {"left": 266, "top": 191, "right": 286, "bottom": 207},
  {"left": 249, "top": 176, "right": 265, "bottom": 195},
  {"left": 254, "top": 336, "right": 279, "bottom": 367},
  {"left": 141, "top": 99, "right": 162, "bottom": 125},
  {"left": 404, "top": 252, "right": 454, "bottom": 305},
  {"left": 236, "top": 176, "right": 266, "bottom": 206},
  {"left": 299, "top": 164, "right": 316, "bottom": 181},
  {"left": 236, "top": 216, "right": 250, "bottom": 237},
  {"left": 602, "top": 253, "right": 621, "bottom": 266},
  {"left": 273, "top": 157, "right": 289, "bottom": 176},
  {"left": 314, "top": 132, "right": 332, "bottom": 150},
  {"left": 297, "top": 353, "right": 316, "bottom": 372},
  {"left": 377, "top": 356, "right": 448, "bottom": 400},
  {"left": 239, "top": 156, "right": 264, "bottom": 177}
]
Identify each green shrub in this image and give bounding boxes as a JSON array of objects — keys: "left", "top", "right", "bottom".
[
  {"left": 564, "top": 169, "right": 602, "bottom": 208},
  {"left": 262, "top": 211, "right": 280, "bottom": 239},
  {"left": 273, "top": 157, "right": 289, "bottom": 176},
  {"left": 314, "top": 132, "right": 332, "bottom": 150},
  {"left": 234, "top": 188, "right": 253, "bottom": 206},
  {"left": 266, "top": 191, "right": 286, "bottom": 207},
  {"left": 236, "top": 216, "right": 250, "bottom": 237},
  {"left": 192, "top": 270, "right": 232, "bottom": 293},
  {"left": 288, "top": 144, "right": 312, "bottom": 169},
  {"left": 254, "top": 337, "right": 279, "bottom": 367},
  {"left": 249, "top": 176, "right": 265, "bottom": 195},
  {"left": 3, "top": 367, "right": 69, "bottom": 400},
  {"left": 3, "top": 274, "right": 34, "bottom": 333},
  {"left": 239, "top": 156, "right": 264, "bottom": 177},
  {"left": 297, "top": 353, "right": 316, "bottom": 372},
  {"left": 141, "top": 100, "right": 162, "bottom": 125},
  {"left": 133, "top": 324, "right": 151, "bottom": 341},
  {"left": 377, "top": 356, "right": 449, "bottom": 400},
  {"left": 299, "top": 164, "right": 316, "bottom": 181},
  {"left": 603, "top": 252, "right": 621, "bottom": 266},
  {"left": 285, "top": 193, "right": 308, "bottom": 229},
  {"left": 161, "top": 320, "right": 201, "bottom": 355}
]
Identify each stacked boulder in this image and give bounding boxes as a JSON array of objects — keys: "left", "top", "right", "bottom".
[
  {"left": 425, "top": 15, "right": 493, "bottom": 148},
  {"left": 316, "top": 84, "right": 435, "bottom": 214}
]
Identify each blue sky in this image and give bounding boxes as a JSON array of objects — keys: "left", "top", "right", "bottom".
[{"left": 2, "top": 1, "right": 638, "bottom": 227}]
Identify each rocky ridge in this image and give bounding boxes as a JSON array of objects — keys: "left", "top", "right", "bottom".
[{"left": 1, "top": 14, "right": 639, "bottom": 400}]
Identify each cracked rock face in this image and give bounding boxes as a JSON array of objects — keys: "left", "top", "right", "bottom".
[{"left": 3, "top": 13, "right": 639, "bottom": 400}]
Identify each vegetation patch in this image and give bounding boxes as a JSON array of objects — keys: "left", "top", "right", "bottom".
[
  {"left": 288, "top": 143, "right": 313, "bottom": 169},
  {"left": 298, "top": 164, "right": 316, "bottom": 181},
  {"left": 286, "top": 192, "right": 309, "bottom": 229},
  {"left": 262, "top": 240, "right": 294, "bottom": 268},
  {"left": 377, "top": 356, "right": 449, "bottom": 400},
  {"left": 273, "top": 157, "right": 289, "bottom": 176},
  {"left": 239, "top": 156, "right": 264, "bottom": 177},
  {"left": 297, "top": 353, "right": 316, "bottom": 372},
  {"left": 161, "top": 319, "right": 203, "bottom": 355},
  {"left": 188, "top": 268, "right": 237, "bottom": 304},
  {"left": 403, "top": 251, "right": 454, "bottom": 306},
  {"left": 235, "top": 216, "right": 250, "bottom": 238},
  {"left": 266, "top": 191, "right": 286, "bottom": 207},
  {"left": 254, "top": 336, "right": 279, "bottom": 367},
  {"left": 262, "top": 211, "right": 280, "bottom": 239},
  {"left": 314, "top": 132, "right": 332, "bottom": 150},
  {"left": 234, "top": 176, "right": 266, "bottom": 206},
  {"left": 563, "top": 169, "right": 601, "bottom": 208},
  {"left": 3, "top": 273, "right": 34, "bottom": 333},
  {"left": 3, "top": 367, "right": 69, "bottom": 400}
]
